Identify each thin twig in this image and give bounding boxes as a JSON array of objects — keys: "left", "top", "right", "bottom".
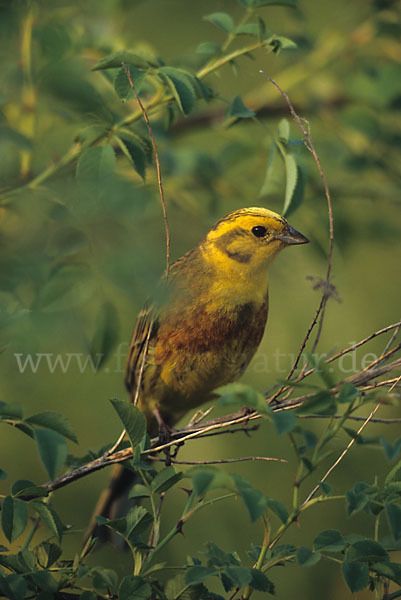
[
  {"left": 326, "top": 321, "right": 401, "bottom": 364},
  {"left": 261, "top": 73, "right": 335, "bottom": 401},
  {"left": 148, "top": 456, "right": 287, "bottom": 465},
  {"left": 300, "top": 401, "right": 381, "bottom": 509},
  {"left": 122, "top": 62, "right": 170, "bottom": 275}
]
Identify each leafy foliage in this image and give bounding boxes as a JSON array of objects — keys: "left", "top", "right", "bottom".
[{"left": 0, "top": 0, "right": 400, "bottom": 598}]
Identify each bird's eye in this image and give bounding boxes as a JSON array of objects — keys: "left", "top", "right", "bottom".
[{"left": 252, "top": 225, "right": 267, "bottom": 238}]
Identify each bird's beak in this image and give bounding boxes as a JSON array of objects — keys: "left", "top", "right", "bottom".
[{"left": 277, "top": 223, "right": 309, "bottom": 245}]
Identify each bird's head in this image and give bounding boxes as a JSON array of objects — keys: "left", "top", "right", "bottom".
[{"left": 202, "top": 207, "right": 309, "bottom": 274}]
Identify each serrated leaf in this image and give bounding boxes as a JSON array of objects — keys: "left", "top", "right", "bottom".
[
  {"left": 30, "top": 570, "right": 58, "bottom": 593},
  {"left": 204, "top": 12, "right": 234, "bottom": 33},
  {"left": 158, "top": 67, "right": 196, "bottom": 116},
  {"left": 185, "top": 566, "right": 218, "bottom": 585},
  {"left": 347, "top": 539, "right": 389, "bottom": 563},
  {"left": 126, "top": 505, "right": 153, "bottom": 538},
  {"left": 25, "top": 412, "right": 77, "bottom": 443},
  {"left": 76, "top": 145, "right": 116, "bottom": 186},
  {"left": 237, "top": 486, "right": 268, "bottom": 522},
  {"left": 117, "top": 135, "right": 147, "bottom": 180},
  {"left": 296, "top": 390, "right": 336, "bottom": 416},
  {"left": 370, "top": 561, "right": 401, "bottom": 586},
  {"left": 32, "top": 501, "right": 64, "bottom": 541},
  {"left": 226, "top": 95, "right": 255, "bottom": 120},
  {"left": 118, "top": 575, "right": 152, "bottom": 599},
  {"left": 223, "top": 567, "right": 252, "bottom": 587},
  {"left": 249, "top": 569, "right": 274, "bottom": 592},
  {"left": 110, "top": 399, "right": 146, "bottom": 450},
  {"left": 218, "top": 383, "right": 271, "bottom": 416},
  {"left": 89, "top": 302, "right": 119, "bottom": 371},
  {"left": 385, "top": 457, "right": 401, "bottom": 484},
  {"left": 129, "top": 484, "right": 150, "bottom": 499},
  {"left": 0, "top": 573, "right": 28, "bottom": 600},
  {"left": 296, "top": 546, "right": 321, "bottom": 566},
  {"left": 338, "top": 382, "right": 359, "bottom": 404},
  {"left": 114, "top": 65, "right": 147, "bottom": 101},
  {"left": 313, "top": 529, "right": 347, "bottom": 552},
  {"left": 0, "top": 469, "right": 7, "bottom": 480},
  {"left": 381, "top": 437, "right": 401, "bottom": 461},
  {"left": 92, "top": 51, "right": 157, "bottom": 71},
  {"left": 342, "top": 560, "right": 369, "bottom": 592},
  {"left": 151, "top": 466, "right": 183, "bottom": 494},
  {"left": 385, "top": 502, "right": 401, "bottom": 541},
  {"left": 265, "top": 498, "right": 289, "bottom": 524},
  {"left": 34, "top": 429, "right": 68, "bottom": 480},
  {"left": 196, "top": 41, "right": 220, "bottom": 55},
  {"left": 271, "top": 410, "right": 297, "bottom": 435},
  {"left": 1, "top": 497, "right": 28, "bottom": 542},
  {"left": 0, "top": 403, "right": 23, "bottom": 419},
  {"left": 36, "top": 542, "right": 62, "bottom": 568}
]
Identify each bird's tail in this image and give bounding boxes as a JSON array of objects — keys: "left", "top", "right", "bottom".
[{"left": 83, "top": 464, "right": 139, "bottom": 547}]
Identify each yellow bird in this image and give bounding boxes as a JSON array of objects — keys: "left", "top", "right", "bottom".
[{"left": 90, "top": 207, "right": 308, "bottom": 531}]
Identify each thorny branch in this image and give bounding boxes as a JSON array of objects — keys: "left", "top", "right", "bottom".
[{"left": 26, "top": 327, "right": 400, "bottom": 498}]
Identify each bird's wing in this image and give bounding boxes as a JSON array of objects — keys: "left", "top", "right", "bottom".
[{"left": 124, "top": 300, "right": 159, "bottom": 397}]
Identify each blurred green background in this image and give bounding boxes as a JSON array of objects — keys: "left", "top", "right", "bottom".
[{"left": 0, "top": 0, "right": 400, "bottom": 597}]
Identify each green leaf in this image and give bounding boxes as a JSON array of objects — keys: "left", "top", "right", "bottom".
[
  {"left": 11, "top": 479, "right": 48, "bottom": 499},
  {"left": 347, "top": 539, "right": 389, "bottom": 563},
  {"left": 185, "top": 566, "right": 218, "bottom": 585},
  {"left": 25, "top": 412, "right": 77, "bottom": 443},
  {"left": 346, "top": 489, "right": 369, "bottom": 516},
  {"left": 117, "top": 135, "right": 148, "bottom": 180},
  {"left": 196, "top": 41, "right": 220, "bottom": 55},
  {"left": 92, "top": 567, "right": 118, "bottom": 591},
  {"left": 218, "top": 383, "right": 271, "bottom": 417},
  {"left": 204, "top": 12, "right": 234, "bottom": 33},
  {"left": 151, "top": 466, "right": 183, "bottom": 494},
  {"left": 118, "top": 575, "right": 152, "bottom": 600},
  {"left": 296, "top": 546, "right": 321, "bottom": 566},
  {"left": 342, "top": 560, "right": 369, "bottom": 592},
  {"left": 282, "top": 152, "right": 298, "bottom": 216},
  {"left": 385, "top": 502, "right": 401, "bottom": 541},
  {"left": 0, "top": 403, "right": 23, "bottom": 419},
  {"left": 0, "top": 573, "right": 28, "bottom": 600},
  {"left": 277, "top": 118, "right": 290, "bottom": 144},
  {"left": 313, "top": 530, "right": 347, "bottom": 552},
  {"left": 317, "top": 480, "right": 330, "bottom": 495},
  {"left": 76, "top": 145, "right": 116, "bottom": 187},
  {"left": 296, "top": 390, "right": 336, "bottom": 416},
  {"left": 226, "top": 95, "right": 255, "bottom": 120},
  {"left": 206, "top": 541, "right": 240, "bottom": 567},
  {"left": 89, "top": 302, "right": 119, "bottom": 371},
  {"left": 34, "top": 429, "right": 68, "bottom": 479},
  {"left": 238, "top": 0, "right": 297, "bottom": 6},
  {"left": 265, "top": 498, "right": 289, "bottom": 524},
  {"left": 1, "top": 497, "right": 28, "bottom": 543},
  {"left": 0, "top": 469, "right": 7, "bottom": 480},
  {"left": 31, "top": 501, "right": 64, "bottom": 541},
  {"left": 30, "top": 570, "right": 58, "bottom": 593},
  {"left": 110, "top": 399, "right": 146, "bottom": 450},
  {"left": 259, "top": 142, "right": 284, "bottom": 198},
  {"left": 385, "top": 457, "right": 401, "bottom": 484},
  {"left": 35, "top": 542, "right": 62, "bottom": 568},
  {"left": 338, "top": 383, "right": 359, "bottom": 404},
  {"left": 158, "top": 66, "right": 196, "bottom": 115},
  {"left": 249, "top": 569, "right": 274, "bottom": 593},
  {"left": 283, "top": 165, "right": 304, "bottom": 218},
  {"left": 114, "top": 65, "right": 147, "bottom": 101},
  {"left": 92, "top": 51, "right": 157, "bottom": 71},
  {"left": 237, "top": 486, "right": 268, "bottom": 522},
  {"left": 190, "top": 467, "right": 233, "bottom": 496},
  {"left": 370, "top": 562, "right": 401, "bottom": 586},
  {"left": 271, "top": 410, "right": 297, "bottom": 435},
  {"left": 381, "top": 437, "right": 401, "bottom": 461},
  {"left": 125, "top": 505, "right": 153, "bottom": 538},
  {"left": 223, "top": 567, "right": 252, "bottom": 587},
  {"left": 129, "top": 484, "right": 150, "bottom": 499}
]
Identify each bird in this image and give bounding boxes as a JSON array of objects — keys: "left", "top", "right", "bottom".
[{"left": 87, "top": 206, "right": 309, "bottom": 539}]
